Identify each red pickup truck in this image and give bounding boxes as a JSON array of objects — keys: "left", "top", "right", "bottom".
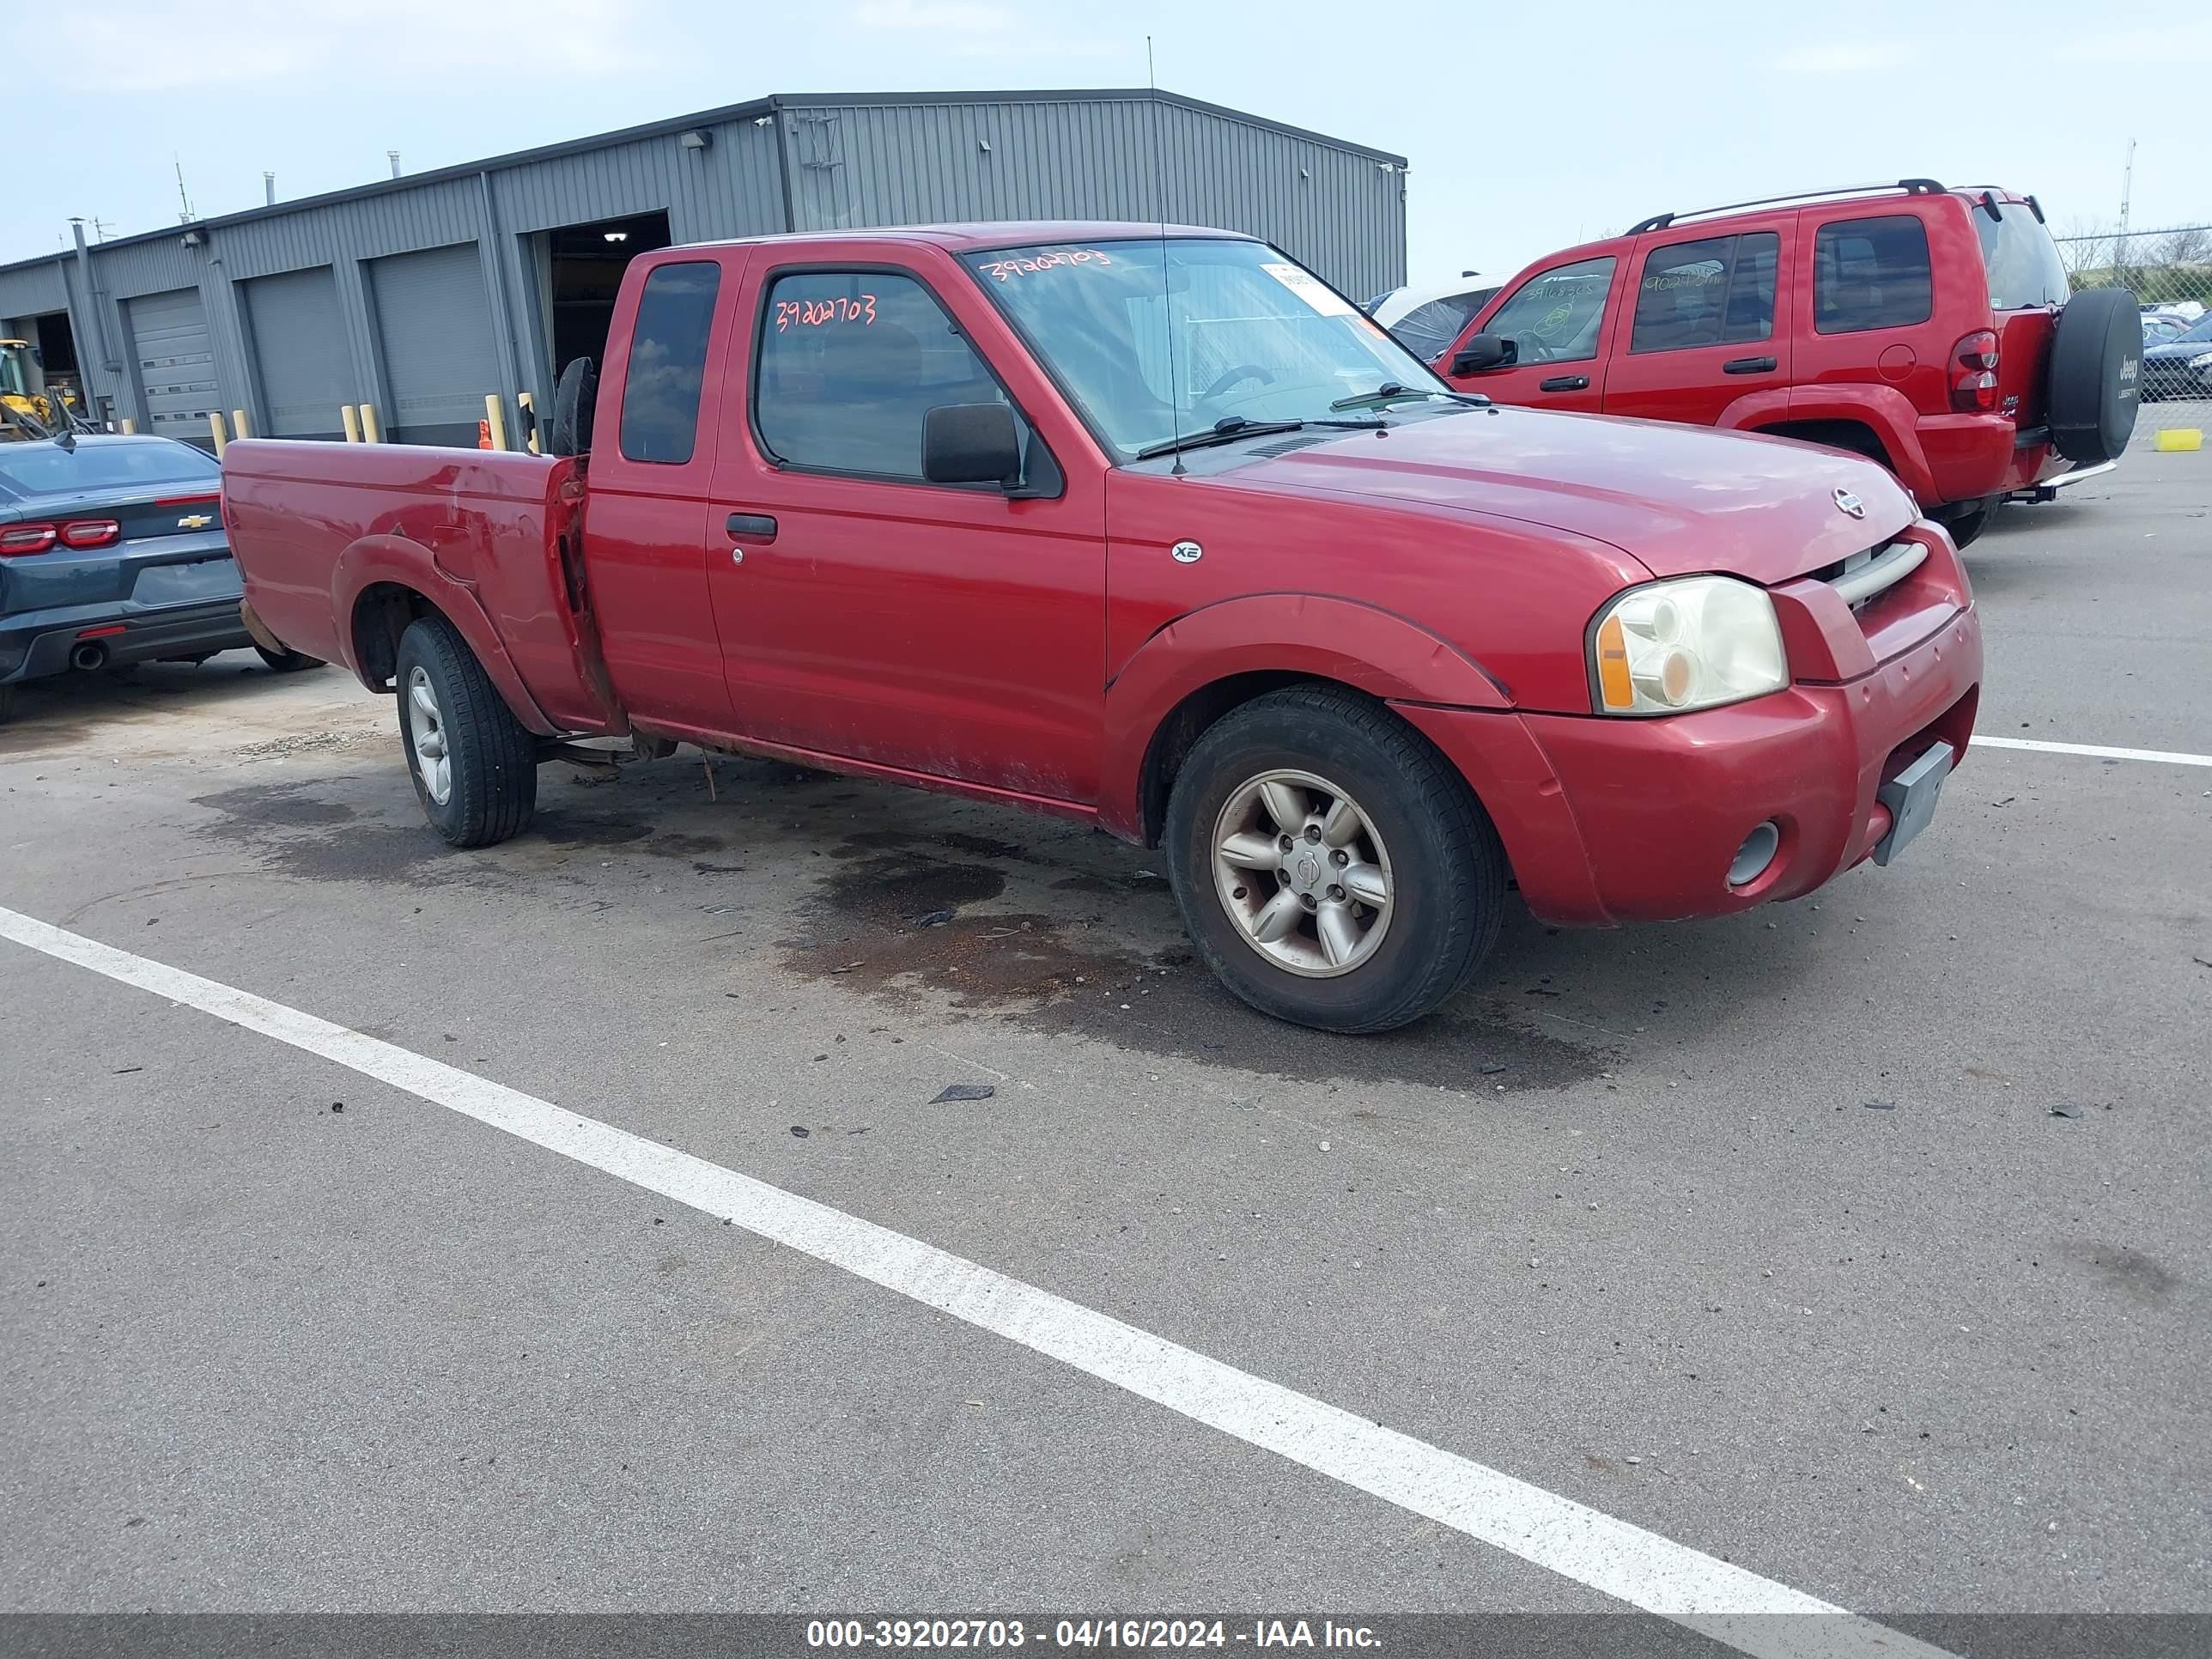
[{"left": 222, "top": 222, "right": 1982, "bottom": 1033}]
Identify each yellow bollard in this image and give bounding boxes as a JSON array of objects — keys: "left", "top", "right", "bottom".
[
  {"left": 483, "top": 392, "right": 509, "bottom": 452},
  {"left": 209, "top": 410, "right": 229, "bottom": 457},
  {"left": 231, "top": 408, "right": 251, "bottom": 440},
  {"left": 2152, "top": 428, "right": 2203, "bottom": 453},
  {"left": 358, "top": 403, "right": 382, "bottom": 443},
  {"left": 519, "top": 390, "right": 539, "bottom": 455},
  {"left": 118, "top": 417, "right": 137, "bottom": 434},
  {"left": 340, "top": 405, "right": 362, "bottom": 443}
]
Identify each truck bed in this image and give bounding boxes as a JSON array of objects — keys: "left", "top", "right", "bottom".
[{"left": 222, "top": 440, "right": 615, "bottom": 735}]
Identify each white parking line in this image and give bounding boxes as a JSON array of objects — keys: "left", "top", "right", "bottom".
[
  {"left": 1976, "top": 736, "right": 2212, "bottom": 769},
  {"left": 0, "top": 902, "right": 1949, "bottom": 1659}
]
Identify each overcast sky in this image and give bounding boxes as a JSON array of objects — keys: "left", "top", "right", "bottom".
[{"left": 10, "top": 0, "right": 2205, "bottom": 285}]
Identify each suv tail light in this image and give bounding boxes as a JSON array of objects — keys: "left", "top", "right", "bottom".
[
  {"left": 60, "top": 519, "right": 121, "bottom": 549},
  {"left": 1951, "top": 330, "right": 2000, "bottom": 411},
  {"left": 0, "top": 523, "right": 58, "bottom": 556}
]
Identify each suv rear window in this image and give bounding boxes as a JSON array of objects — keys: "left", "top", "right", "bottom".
[
  {"left": 1974, "top": 202, "right": 2069, "bottom": 309},
  {"left": 1631, "top": 233, "right": 1779, "bottom": 353},
  {"left": 1813, "top": 216, "right": 1932, "bottom": 334}
]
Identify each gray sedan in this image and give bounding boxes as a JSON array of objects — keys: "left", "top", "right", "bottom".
[{"left": 0, "top": 435, "right": 318, "bottom": 722}]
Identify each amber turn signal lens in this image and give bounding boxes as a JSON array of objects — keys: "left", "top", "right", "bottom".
[{"left": 1595, "top": 614, "right": 1633, "bottom": 710}]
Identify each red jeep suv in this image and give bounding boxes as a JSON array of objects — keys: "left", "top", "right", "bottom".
[{"left": 1433, "top": 180, "right": 2141, "bottom": 546}]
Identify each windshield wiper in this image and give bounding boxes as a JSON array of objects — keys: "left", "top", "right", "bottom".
[
  {"left": 1329, "top": 381, "right": 1492, "bottom": 411},
  {"left": 1135, "top": 414, "right": 1386, "bottom": 461}
]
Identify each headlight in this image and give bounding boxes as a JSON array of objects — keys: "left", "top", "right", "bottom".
[
  {"left": 1590, "top": 575, "right": 1788, "bottom": 716},
  {"left": 2190, "top": 351, "right": 2212, "bottom": 370}
]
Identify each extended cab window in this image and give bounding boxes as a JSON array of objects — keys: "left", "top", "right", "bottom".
[
  {"left": 755, "top": 270, "right": 1016, "bottom": 479},
  {"left": 1813, "top": 216, "right": 1932, "bottom": 334},
  {"left": 1481, "top": 258, "right": 1616, "bottom": 364},
  {"left": 618, "top": 262, "right": 721, "bottom": 465},
  {"left": 1630, "top": 233, "right": 1779, "bottom": 353}
]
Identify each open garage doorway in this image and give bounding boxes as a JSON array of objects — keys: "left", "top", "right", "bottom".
[{"left": 541, "top": 210, "right": 672, "bottom": 384}]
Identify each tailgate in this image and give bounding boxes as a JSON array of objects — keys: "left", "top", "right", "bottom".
[{"left": 1996, "top": 307, "right": 2056, "bottom": 430}]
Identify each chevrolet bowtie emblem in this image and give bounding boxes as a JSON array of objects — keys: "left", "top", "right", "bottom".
[{"left": 177, "top": 514, "right": 214, "bottom": 530}]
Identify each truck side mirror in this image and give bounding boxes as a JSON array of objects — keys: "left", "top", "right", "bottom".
[
  {"left": 1450, "top": 335, "right": 1516, "bottom": 375},
  {"left": 922, "top": 402, "right": 1023, "bottom": 487}
]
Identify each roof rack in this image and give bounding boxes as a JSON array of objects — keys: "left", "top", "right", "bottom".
[{"left": 1627, "top": 179, "right": 1947, "bottom": 237}]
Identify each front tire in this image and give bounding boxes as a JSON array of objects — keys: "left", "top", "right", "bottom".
[
  {"left": 394, "top": 615, "right": 538, "bottom": 847},
  {"left": 1163, "top": 686, "right": 1504, "bottom": 1033}
]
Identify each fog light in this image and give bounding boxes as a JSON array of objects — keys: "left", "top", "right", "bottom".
[{"left": 1729, "top": 821, "right": 1781, "bottom": 887}]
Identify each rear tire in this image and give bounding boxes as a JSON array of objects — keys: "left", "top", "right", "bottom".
[
  {"left": 1163, "top": 686, "right": 1505, "bottom": 1033},
  {"left": 255, "top": 643, "right": 325, "bottom": 673},
  {"left": 393, "top": 615, "right": 538, "bottom": 847}
]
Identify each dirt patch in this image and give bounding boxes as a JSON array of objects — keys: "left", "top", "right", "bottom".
[
  {"left": 784, "top": 828, "right": 1607, "bottom": 1091},
  {"left": 191, "top": 783, "right": 497, "bottom": 889},
  {"left": 193, "top": 781, "right": 357, "bottom": 829},
  {"left": 535, "top": 812, "right": 654, "bottom": 848},
  {"left": 2069, "top": 1242, "right": 2177, "bottom": 1304}
]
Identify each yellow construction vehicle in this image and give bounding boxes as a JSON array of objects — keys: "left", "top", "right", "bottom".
[{"left": 1, "top": 339, "right": 86, "bottom": 440}]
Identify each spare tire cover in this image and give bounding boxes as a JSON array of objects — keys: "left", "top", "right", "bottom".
[{"left": 2046, "top": 287, "right": 2141, "bottom": 466}]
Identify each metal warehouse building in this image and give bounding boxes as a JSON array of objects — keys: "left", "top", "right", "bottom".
[{"left": 0, "top": 88, "right": 1407, "bottom": 451}]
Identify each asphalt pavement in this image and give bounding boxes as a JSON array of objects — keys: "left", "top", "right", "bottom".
[{"left": 3, "top": 451, "right": 2206, "bottom": 1645}]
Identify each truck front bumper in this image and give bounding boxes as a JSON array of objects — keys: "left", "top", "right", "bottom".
[{"left": 1396, "top": 601, "right": 1984, "bottom": 927}]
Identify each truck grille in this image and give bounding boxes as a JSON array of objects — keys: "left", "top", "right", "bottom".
[{"left": 1810, "top": 538, "right": 1926, "bottom": 612}]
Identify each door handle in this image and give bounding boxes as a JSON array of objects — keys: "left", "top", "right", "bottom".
[
  {"left": 1538, "top": 374, "right": 1589, "bottom": 392},
  {"left": 725, "top": 512, "right": 778, "bottom": 541},
  {"left": 1723, "top": 356, "right": 1778, "bottom": 374}
]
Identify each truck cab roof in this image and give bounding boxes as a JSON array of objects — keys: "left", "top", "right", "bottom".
[{"left": 694, "top": 221, "right": 1261, "bottom": 255}]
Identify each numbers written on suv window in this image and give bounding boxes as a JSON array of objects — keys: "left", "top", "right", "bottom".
[
  {"left": 1481, "top": 258, "right": 1617, "bottom": 364},
  {"left": 1630, "top": 233, "right": 1779, "bottom": 354},
  {"left": 618, "top": 262, "right": 722, "bottom": 465},
  {"left": 754, "top": 270, "right": 1025, "bottom": 481},
  {"left": 1813, "top": 215, "right": 1933, "bottom": 335}
]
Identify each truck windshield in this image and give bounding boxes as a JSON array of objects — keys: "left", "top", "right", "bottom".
[{"left": 962, "top": 239, "right": 1450, "bottom": 459}]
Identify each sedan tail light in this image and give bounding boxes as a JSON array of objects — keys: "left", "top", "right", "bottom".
[
  {"left": 60, "top": 519, "right": 121, "bottom": 549},
  {"left": 1951, "top": 330, "right": 2000, "bottom": 411},
  {"left": 0, "top": 523, "right": 58, "bottom": 556}
]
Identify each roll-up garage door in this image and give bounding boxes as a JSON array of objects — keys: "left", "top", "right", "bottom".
[
  {"left": 368, "top": 243, "right": 500, "bottom": 446},
  {"left": 125, "top": 288, "right": 220, "bottom": 448},
  {"left": 243, "top": 266, "right": 350, "bottom": 439}
]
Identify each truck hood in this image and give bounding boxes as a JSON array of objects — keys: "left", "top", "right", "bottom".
[{"left": 1208, "top": 406, "right": 1916, "bottom": 582}]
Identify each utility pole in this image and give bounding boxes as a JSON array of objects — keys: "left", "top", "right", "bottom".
[
  {"left": 2118, "top": 137, "right": 2136, "bottom": 237},
  {"left": 173, "top": 155, "right": 196, "bottom": 222}
]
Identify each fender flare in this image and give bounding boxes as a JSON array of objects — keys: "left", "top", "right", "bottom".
[
  {"left": 1097, "top": 592, "right": 1508, "bottom": 841},
  {"left": 1713, "top": 386, "right": 1795, "bottom": 432},
  {"left": 330, "top": 533, "right": 557, "bottom": 735},
  {"left": 1755, "top": 386, "right": 1936, "bottom": 502}
]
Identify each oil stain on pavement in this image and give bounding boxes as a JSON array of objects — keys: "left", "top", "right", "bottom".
[{"left": 187, "top": 759, "right": 1609, "bottom": 1094}]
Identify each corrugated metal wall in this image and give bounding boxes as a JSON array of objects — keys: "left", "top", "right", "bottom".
[
  {"left": 0, "top": 92, "right": 1404, "bottom": 448},
  {"left": 784, "top": 94, "right": 1405, "bottom": 301}
]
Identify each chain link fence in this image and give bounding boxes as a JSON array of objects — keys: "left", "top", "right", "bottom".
[{"left": 2053, "top": 224, "right": 2211, "bottom": 441}]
